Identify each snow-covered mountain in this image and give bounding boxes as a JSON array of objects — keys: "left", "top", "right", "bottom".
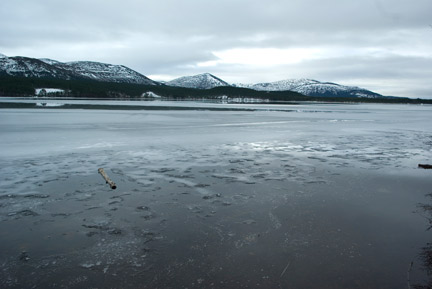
[
  {"left": 0, "top": 56, "right": 76, "bottom": 80},
  {"left": 0, "top": 54, "right": 158, "bottom": 85},
  {"left": 166, "top": 73, "right": 230, "bottom": 89},
  {"left": 235, "top": 79, "right": 383, "bottom": 98},
  {"left": 56, "top": 61, "right": 158, "bottom": 85}
]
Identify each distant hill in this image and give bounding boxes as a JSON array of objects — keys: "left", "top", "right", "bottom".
[
  {"left": 234, "top": 78, "right": 385, "bottom": 99},
  {"left": 165, "top": 73, "right": 385, "bottom": 99}
]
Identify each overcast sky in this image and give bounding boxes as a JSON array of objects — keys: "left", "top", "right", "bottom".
[{"left": 1, "top": 0, "right": 431, "bottom": 98}]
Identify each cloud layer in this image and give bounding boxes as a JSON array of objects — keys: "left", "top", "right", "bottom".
[{"left": 1, "top": 0, "right": 432, "bottom": 98}]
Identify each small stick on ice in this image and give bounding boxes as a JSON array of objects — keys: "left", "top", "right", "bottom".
[
  {"left": 98, "top": 168, "right": 117, "bottom": 189},
  {"left": 418, "top": 164, "right": 432, "bottom": 169},
  {"left": 407, "top": 261, "right": 413, "bottom": 289},
  {"left": 280, "top": 262, "right": 290, "bottom": 278}
]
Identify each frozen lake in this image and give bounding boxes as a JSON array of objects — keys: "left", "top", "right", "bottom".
[{"left": 1, "top": 99, "right": 432, "bottom": 288}]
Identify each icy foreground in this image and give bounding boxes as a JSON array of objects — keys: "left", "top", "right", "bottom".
[{"left": 0, "top": 101, "right": 432, "bottom": 288}]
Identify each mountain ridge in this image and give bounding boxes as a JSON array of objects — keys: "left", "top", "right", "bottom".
[
  {"left": 166, "top": 74, "right": 384, "bottom": 99},
  {"left": 0, "top": 53, "right": 387, "bottom": 99}
]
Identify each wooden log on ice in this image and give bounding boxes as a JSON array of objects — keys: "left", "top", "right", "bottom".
[
  {"left": 98, "top": 168, "right": 117, "bottom": 189},
  {"left": 418, "top": 164, "right": 432, "bottom": 169}
]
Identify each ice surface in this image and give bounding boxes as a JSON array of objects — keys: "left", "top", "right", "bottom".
[{"left": 0, "top": 99, "right": 432, "bottom": 288}]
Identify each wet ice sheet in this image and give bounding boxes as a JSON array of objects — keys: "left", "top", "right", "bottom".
[{"left": 0, "top": 102, "right": 432, "bottom": 288}]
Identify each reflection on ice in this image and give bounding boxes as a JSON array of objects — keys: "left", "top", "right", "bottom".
[
  {"left": 36, "top": 102, "right": 64, "bottom": 107},
  {"left": 77, "top": 141, "right": 125, "bottom": 149}
]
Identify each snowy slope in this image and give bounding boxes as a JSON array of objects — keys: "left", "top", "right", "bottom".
[
  {"left": 39, "top": 58, "right": 62, "bottom": 65},
  {"left": 0, "top": 54, "right": 158, "bottom": 85},
  {"left": 235, "top": 78, "right": 383, "bottom": 98},
  {"left": 166, "top": 73, "right": 230, "bottom": 89}
]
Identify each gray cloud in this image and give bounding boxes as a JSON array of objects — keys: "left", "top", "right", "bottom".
[{"left": 1, "top": 0, "right": 431, "bottom": 98}]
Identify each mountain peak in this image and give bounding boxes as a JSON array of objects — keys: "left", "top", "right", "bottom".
[
  {"left": 39, "top": 58, "right": 61, "bottom": 65},
  {"left": 166, "top": 73, "right": 230, "bottom": 89},
  {"left": 197, "top": 72, "right": 217, "bottom": 78}
]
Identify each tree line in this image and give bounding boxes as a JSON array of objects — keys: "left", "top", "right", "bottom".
[{"left": 0, "top": 75, "right": 430, "bottom": 104}]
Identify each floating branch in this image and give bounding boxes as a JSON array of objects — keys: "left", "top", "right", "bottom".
[
  {"left": 98, "top": 168, "right": 117, "bottom": 189},
  {"left": 418, "top": 164, "right": 432, "bottom": 169}
]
